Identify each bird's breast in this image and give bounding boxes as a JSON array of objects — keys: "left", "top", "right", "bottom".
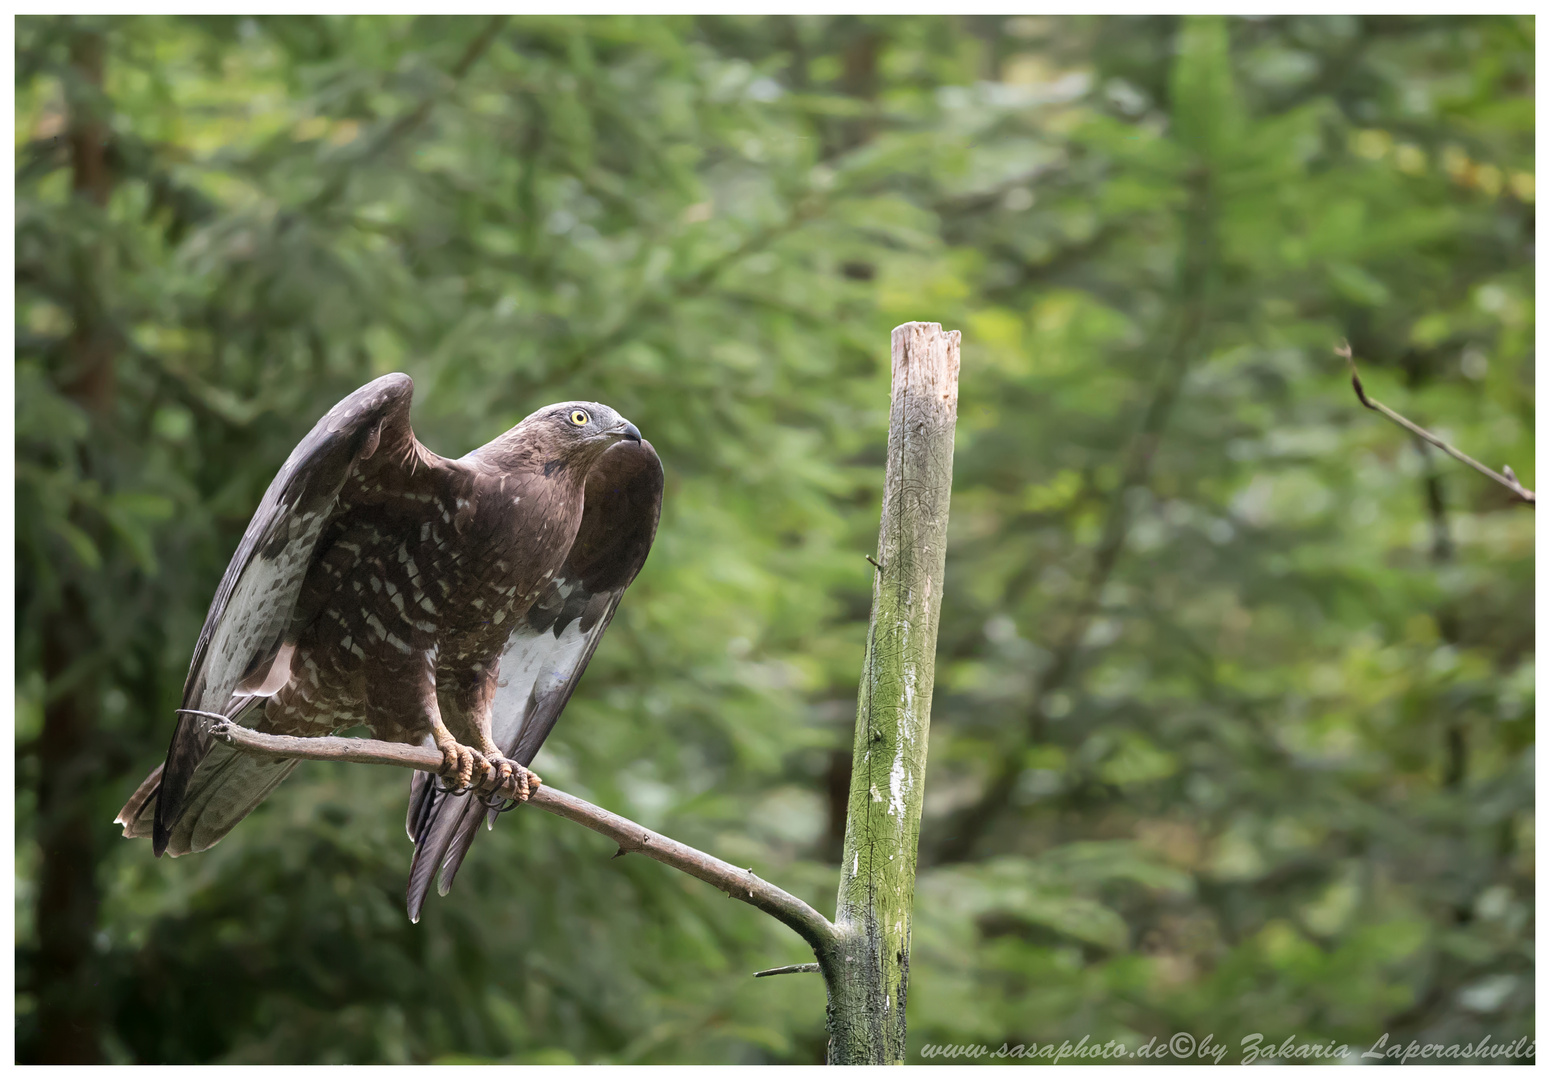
[
  {"left": 307, "top": 477, "right": 580, "bottom": 672},
  {"left": 421, "top": 480, "right": 581, "bottom": 654}
]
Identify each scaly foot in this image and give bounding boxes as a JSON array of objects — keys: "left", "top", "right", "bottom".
[
  {"left": 474, "top": 753, "right": 541, "bottom": 806},
  {"left": 432, "top": 733, "right": 485, "bottom": 791}
]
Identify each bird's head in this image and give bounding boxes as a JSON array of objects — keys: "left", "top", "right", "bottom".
[{"left": 523, "top": 401, "right": 643, "bottom": 473}]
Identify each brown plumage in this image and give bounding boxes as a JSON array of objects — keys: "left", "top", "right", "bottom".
[{"left": 115, "top": 374, "right": 663, "bottom": 919}]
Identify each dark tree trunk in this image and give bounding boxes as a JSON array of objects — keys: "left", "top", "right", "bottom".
[
  {"left": 32, "top": 22, "right": 116, "bottom": 1064},
  {"left": 36, "top": 589, "right": 106, "bottom": 1063}
]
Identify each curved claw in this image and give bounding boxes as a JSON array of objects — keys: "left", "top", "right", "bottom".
[
  {"left": 477, "top": 757, "right": 542, "bottom": 812},
  {"left": 434, "top": 741, "right": 480, "bottom": 792},
  {"left": 479, "top": 753, "right": 515, "bottom": 793}
]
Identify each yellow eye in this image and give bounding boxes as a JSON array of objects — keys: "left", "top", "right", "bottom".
[{"left": 569, "top": 409, "right": 589, "bottom": 427}]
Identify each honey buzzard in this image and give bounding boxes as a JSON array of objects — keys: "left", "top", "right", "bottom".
[{"left": 116, "top": 373, "right": 663, "bottom": 920}]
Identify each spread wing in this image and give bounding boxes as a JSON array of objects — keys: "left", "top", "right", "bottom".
[
  {"left": 405, "top": 437, "right": 664, "bottom": 921},
  {"left": 133, "top": 373, "right": 430, "bottom": 856}
]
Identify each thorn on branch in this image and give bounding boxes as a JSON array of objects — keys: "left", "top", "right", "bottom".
[
  {"left": 753, "top": 963, "right": 821, "bottom": 978},
  {"left": 1336, "top": 341, "right": 1534, "bottom": 505},
  {"left": 612, "top": 831, "right": 651, "bottom": 859},
  {"left": 865, "top": 554, "right": 884, "bottom": 571}
]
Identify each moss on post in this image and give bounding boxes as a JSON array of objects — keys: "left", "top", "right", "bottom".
[{"left": 823, "top": 322, "right": 959, "bottom": 1064}]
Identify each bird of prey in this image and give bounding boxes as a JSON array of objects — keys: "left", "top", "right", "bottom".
[{"left": 116, "top": 373, "right": 663, "bottom": 920}]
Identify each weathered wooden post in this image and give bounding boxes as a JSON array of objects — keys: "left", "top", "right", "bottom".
[{"left": 818, "top": 322, "right": 960, "bottom": 1064}]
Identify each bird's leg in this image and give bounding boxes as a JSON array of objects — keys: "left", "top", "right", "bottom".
[
  {"left": 468, "top": 728, "right": 542, "bottom": 802},
  {"left": 368, "top": 651, "right": 488, "bottom": 792},
  {"left": 457, "top": 728, "right": 539, "bottom": 807},
  {"left": 450, "top": 663, "right": 540, "bottom": 804},
  {"left": 428, "top": 714, "right": 483, "bottom": 792},
  {"left": 474, "top": 748, "right": 540, "bottom": 805},
  {"left": 473, "top": 733, "right": 542, "bottom": 809}
]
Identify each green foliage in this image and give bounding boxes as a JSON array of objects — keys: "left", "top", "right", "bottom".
[{"left": 16, "top": 14, "right": 1532, "bottom": 1063}]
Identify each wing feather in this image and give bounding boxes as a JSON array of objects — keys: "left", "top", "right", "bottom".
[
  {"left": 405, "top": 438, "right": 663, "bottom": 919},
  {"left": 142, "top": 373, "right": 423, "bottom": 856}
]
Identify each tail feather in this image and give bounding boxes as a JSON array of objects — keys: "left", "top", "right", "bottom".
[
  {"left": 115, "top": 763, "right": 165, "bottom": 839},
  {"left": 120, "top": 699, "right": 301, "bottom": 857},
  {"left": 173, "top": 743, "right": 300, "bottom": 855},
  {"left": 121, "top": 742, "right": 299, "bottom": 857},
  {"left": 406, "top": 768, "right": 434, "bottom": 842},
  {"left": 152, "top": 711, "right": 215, "bottom": 856},
  {"left": 434, "top": 805, "right": 492, "bottom": 897},
  {"left": 405, "top": 787, "right": 489, "bottom": 923}
]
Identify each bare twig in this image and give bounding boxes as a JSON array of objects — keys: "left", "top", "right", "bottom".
[
  {"left": 753, "top": 963, "right": 821, "bottom": 978},
  {"left": 201, "top": 719, "right": 840, "bottom": 956},
  {"left": 1338, "top": 342, "right": 1534, "bottom": 504}
]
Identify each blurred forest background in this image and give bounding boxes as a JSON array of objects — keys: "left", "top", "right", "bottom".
[{"left": 15, "top": 14, "right": 1534, "bottom": 1064}]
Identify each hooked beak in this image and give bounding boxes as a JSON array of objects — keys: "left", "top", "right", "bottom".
[{"left": 614, "top": 420, "right": 642, "bottom": 444}]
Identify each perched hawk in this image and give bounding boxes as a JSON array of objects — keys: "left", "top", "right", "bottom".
[{"left": 116, "top": 374, "right": 663, "bottom": 920}]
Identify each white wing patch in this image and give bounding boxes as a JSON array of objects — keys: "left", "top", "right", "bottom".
[
  {"left": 489, "top": 613, "right": 593, "bottom": 756},
  {"left": 197, "top": 507, "right": 328, "bottom": 713}
]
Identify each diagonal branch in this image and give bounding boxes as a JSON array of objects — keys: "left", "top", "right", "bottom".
[
  {"left": 1338, "top": 342, "right": 1534, "bottom": 504},
  {"left": 201, "top": 718, "right": 840, "bottom": 956}
]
